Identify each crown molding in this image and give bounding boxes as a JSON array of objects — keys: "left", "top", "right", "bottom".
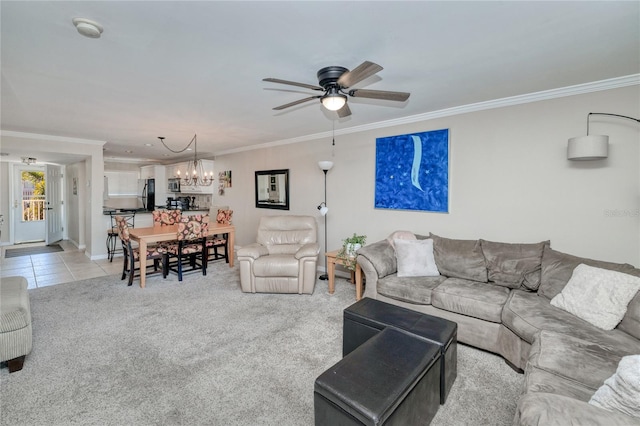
[
  {"left": 215, "top": 74, "right": 639, "bottom": 156},
  {"left": 0, "top": 130, "right": 106, "bottom": 146}
]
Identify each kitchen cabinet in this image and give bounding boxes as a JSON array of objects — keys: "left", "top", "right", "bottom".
[
  {"left": 165, "top": 164, "right": 182, "bottom": 180},
  {"left": 139, "top": 165, "right": 167, "bottom": 205},
  {"left": 168, "top": 160, "right": 215, "bottom": 194},
  {"left": 140, "top": 165, "right": 156, "bottom": 180}
]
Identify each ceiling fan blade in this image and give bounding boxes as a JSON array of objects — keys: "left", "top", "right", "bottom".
[
  {"left": 336, "top": 103, "right": 352, "bottom": 118},
  {"left": 272, "top": 96, "right": 320, "bottom": 110},
  {"left": 337, "top": 61, "right": 383, "bottom": 88},
  {"left": 263, "top": 78, "right": 323, "bottom": 91},
  {"left": 349, "top": 89, "right": 410, "bottom": 102}
]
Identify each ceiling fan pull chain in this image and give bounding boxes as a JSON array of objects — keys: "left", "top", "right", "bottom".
[{"left": 332, "top": 120, "right": 336, "bottom": 147}]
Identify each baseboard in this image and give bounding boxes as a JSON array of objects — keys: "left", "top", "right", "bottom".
[{"left": 67, "top": 239, "right": 86, "bottom": 250}]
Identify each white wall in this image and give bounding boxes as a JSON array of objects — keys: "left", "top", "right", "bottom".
[
  {"left": 0, "top": 162, "right": 9, "bottom": 244},
  {"left": 212, "top": 86, "right": 640, "bottom": 268},
  {"left": 65, "top": 162, "right": 85, "bottom": 248}
]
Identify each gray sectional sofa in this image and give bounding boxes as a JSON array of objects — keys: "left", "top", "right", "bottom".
[{"left": 356, "top": 232, "right": 640, "bottom": 425}]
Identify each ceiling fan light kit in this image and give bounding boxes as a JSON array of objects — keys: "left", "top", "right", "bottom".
[
  {"left": 72, "top": 18, "right": 103, "bottom": 38},
  {"left": 321, "top": 93, "right": 347, "bottom": 111},
  {"left": 263, "top": 61, "right": 410, "bottom": 117}
]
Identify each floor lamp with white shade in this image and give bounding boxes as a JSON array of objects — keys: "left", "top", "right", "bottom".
[{"left": 317, "top": 160, "right": 333, "bottom": 280}]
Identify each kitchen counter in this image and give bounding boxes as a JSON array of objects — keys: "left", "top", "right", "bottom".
[
  {"left": 103, "top": 208, "right": 210, "bottom": 215},
  {"left": 103, "top": 208, "right": 211, "bottom": 229},
  {"left": 103, "top": 207, "right": 147, "bottom": 215}
]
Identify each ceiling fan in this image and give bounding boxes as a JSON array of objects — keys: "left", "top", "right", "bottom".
[{"left": 263, "top": 61, "right": 410, "bottom": 118}]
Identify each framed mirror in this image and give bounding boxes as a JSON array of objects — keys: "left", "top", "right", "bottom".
[{"left": 255, "top": 169, "right": 289, "bottom": 210}]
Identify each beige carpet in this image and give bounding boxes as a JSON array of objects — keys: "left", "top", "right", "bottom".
[{"left": 0, "top": 262, "right": 523, "bottom": 425}]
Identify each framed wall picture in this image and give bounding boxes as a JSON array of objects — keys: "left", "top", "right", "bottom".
[
  {"left": 255, "top": 169, "right": 289, "bottom": 210},
  {"left": 375, "top": 129, "right": 449, "bottom": 213}
]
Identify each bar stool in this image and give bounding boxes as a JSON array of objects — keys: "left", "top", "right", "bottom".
[{"left": 106, "top": 212, "right": 135, "bottom": 262}]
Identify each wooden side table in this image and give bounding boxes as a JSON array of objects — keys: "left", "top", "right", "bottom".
[{"left": 325, "top": 250, "right": 363, "bottom": 301}]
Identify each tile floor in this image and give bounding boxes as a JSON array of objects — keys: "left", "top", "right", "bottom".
[{"left": 0, "top": 241, "right": 123, "bottom": 289}]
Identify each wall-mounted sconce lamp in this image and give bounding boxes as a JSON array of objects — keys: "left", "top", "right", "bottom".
[{"left": 568, "top": 113, "right": 640, "bottom": 160}]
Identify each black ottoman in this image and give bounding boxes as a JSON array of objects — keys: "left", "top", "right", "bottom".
[
  {"left": 315, "top": 327, "right": 441, "bottom": 426},
  {"left": 343, "top": 297, "right": 457, "bottom": 404}
]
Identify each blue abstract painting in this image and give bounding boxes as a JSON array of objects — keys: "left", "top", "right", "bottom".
[{"left": 375, "top": 129, "right": 449, "bottom": 212}]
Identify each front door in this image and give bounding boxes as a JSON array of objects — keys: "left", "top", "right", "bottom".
[
  {"left": 13, "top": 164, "right": 46, "bottom": 243},
  {"left": 45, "top": 164, "right": 64, "bottom": 245}
]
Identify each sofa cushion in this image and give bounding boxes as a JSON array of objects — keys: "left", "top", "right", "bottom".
[
  {"left": 589, "top": 355, "right": 640, "bottom": 419},
  {"left": 527, "top": 330, "right": 626, "bottom": 395},
  {"left": 253, "top": 255, "right": 299, "bottom": 277},
  {"left": 377, "top": 274, "right": 447, "bottom": 305},
  {"left": 502, "top": 290, "right": 640, "bottom": 354},
  {"left": 515, "top": 393, "right": 638, "bottom": 426},
  {"left": 550, "top": 264, "right": 640, "bottom": 330},
  {"left": 480, "top": 239, "right": 548, "bottom": 290},
  {"left": 619, "top": 292, "right": 640, "bottom": 341},
  {"left": 538, "top": 247, "right": 639, "bottom": 300},
  {"left": 431, "top": 278, "right": 509, "bottom": 323},
  {"left": 589, "top": 355, "right": 640, "bottom": 418},
  {"left": 430, "top": 234, "right": 488, "bottom": 282},
  {"left": 522, "top": 367, "right": 597, "bottom": 402},
  {"left": 394, "top": 238, "right": 439, "bottom": 277}
]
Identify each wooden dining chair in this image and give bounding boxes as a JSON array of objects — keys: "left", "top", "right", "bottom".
[
  {"left": 152, "top": 209, "right": 182, "bottom": 226},
  {"left": 152, "top": 209, "right": 182, "bottom": 248},
  {"left": 164, "top": 214, "right": 209, "bottom": 281},
  {"left": 115, "top": 215, "right": 167, "bottom": 286},
  {"left": 206, "top": 209, "right": 232, "bottom": 264}
]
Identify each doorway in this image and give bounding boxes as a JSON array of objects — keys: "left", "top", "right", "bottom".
[
  {"left": 13, "top": 165, "right": 46, "bottom": 243},
  {"left": 12, "top": 163, "right": 64, "bottom": 245}
]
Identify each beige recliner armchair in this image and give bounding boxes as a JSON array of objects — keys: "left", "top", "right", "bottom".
[{"left": 238, "top": 215, "right": 319, "bottom": 294}]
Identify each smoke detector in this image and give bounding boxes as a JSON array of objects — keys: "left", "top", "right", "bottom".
[{"left": 72, "top": 18, "right": 103, "bottom": 38}]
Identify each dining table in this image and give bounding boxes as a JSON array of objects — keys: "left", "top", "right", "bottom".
[{"left": 128, "top": 222, "right": 236, "bottom": 288}]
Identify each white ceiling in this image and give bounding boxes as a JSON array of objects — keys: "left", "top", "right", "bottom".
[{"left": 1, "top": 1, "right": 639, "bottom": 165}]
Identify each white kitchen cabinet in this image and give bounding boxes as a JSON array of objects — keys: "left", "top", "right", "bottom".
[
  {"left": 140, "top": 165, "right": 155, "bottom": 180},
  {"left": 165, "top": 163, "right": 183, "bottom": 179},
  {"left": 169, "top": 159, "right": 215, "bottom": 194},
  {"left": 139, "top": 165, "right": 167, "bottom": 207}
]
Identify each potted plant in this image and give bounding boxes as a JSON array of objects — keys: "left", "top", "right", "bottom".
[{"left": 336, "top": 233, "right": 367, "bottom": 271}]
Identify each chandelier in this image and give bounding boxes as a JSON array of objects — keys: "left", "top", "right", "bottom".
[{"left": 158, "top": 134, "right": 213, "bottom": 186}]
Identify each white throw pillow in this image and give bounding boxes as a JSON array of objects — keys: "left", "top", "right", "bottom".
[
  {"left": 550, "top": 264, "right": 640, "bottom": 330},
  {"left": 589, "top": 354, "right": 640, "bottom": 418},
  {"left": 394, "top": 238, "right": 440, "bottom": 277}
]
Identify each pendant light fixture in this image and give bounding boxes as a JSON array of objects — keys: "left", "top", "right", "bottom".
[{"left": 158, "top": 134, "right": 213, "bottom": 186}]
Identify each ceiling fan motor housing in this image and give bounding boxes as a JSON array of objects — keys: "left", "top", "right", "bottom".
[{"left": 317, "top": 66, "right": 348, "bottom": 89}]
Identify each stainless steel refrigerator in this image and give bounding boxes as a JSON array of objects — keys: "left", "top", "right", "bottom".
[{"left": 138, "top": 179, "right": 155, "bottom": 211}]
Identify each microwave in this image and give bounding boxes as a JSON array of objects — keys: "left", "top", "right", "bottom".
[{"left": 167, "top": 178, "right": 181, "bottom": 193}]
